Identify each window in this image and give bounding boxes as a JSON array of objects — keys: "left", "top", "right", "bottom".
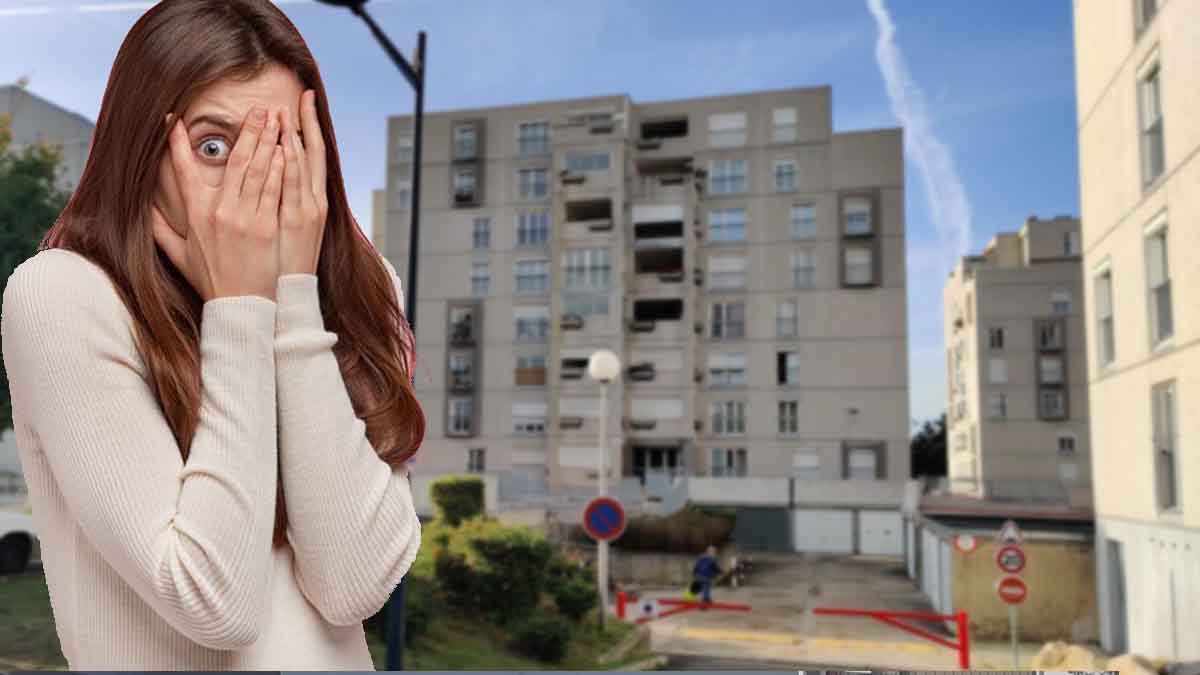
[
  {"left": 512, "top": 401, "right": 547, "bottom": 435},
  {"left": 710, "top": 448, "right": 748, "bottom": 478},
  {"left": 989, "top": 326, "right": 1005, "bottom": 350},
  {"left": 517, "top": 354, "right": 546, "bottom": 370},
  {"left": 518, "top": 168, "right": 549, "bottom": 200},
  {"left": 711, "top": 400, "right": 746, "bottom": 435},
  {"left": 772, "top": 107, "right": 798, "bottom": 143},
  {"left": 394, "top": 135, "right": 414, "bottom": 163},
  {"left": 453, "top": 124, "right": 477, "bottom": 160},
  {"left": 1096, "top": 268, "right": 1116, "bottom": 367},
  {"left": 515, "top": 354, "right": 547, "bottom": 387},
  {"left": 708, "top": 208, "right": 747, "bottom": 243},
  {"left": 453, "top": 167, "right": 478, "bottom": 204},
  {"left": 711, "top": 302, "right": 745, "bottom": 340},
  {"left": 709, "top": 159, "right": 747, "bottom": 195},
  {"left": 1057, "top": 434, "right": 1077, "bottom": 457},
  {"left": 472, "top": 217, "right": 490, "bottom": 250},
  {"left": 514, "top": 260, "right": 549, "bottom": 295},
  {"left": 564, "top": 151, "right": 610, "bottom": 172},
  {"left": 563, "top": 248, "right": 611, "bottom": 289},
  {"left": 470, "top": 262, "right": 489, "bottom": 297},
  {"left": 1135, "top": 0, "right": 1158, "bottom": 33},
  {"left": 449, "top": 306, "right": 475, "bottom": 342},
  {"left": 844, "top": 246, "right": 874, "bottom": 286},
  {"left": 708, "top": 352, "right": 747, "bottom": 387},
  {"left": 467, "top": 447, "right": 486, "bottom": 472},
  {"left": 844, "top": 445, "right": 883, "bottom": 480},
  {"left": 843, "top": 197, "right": 873, "bottom": 235},
  {"left": 777, "top": 350, "right": 800, "bottom": 386},
  {"left": 777, "top": 300, "right": 798, "bottom": 337},
  {"left": 518, "top": 121, "right": 550, "bottom": 156},
  {"left": 448, "top": 398, "right": 473, "bottom": 434},
  {"left": 708, "top": 112, "right": 747, "bottom": 147},
  {"left": 1145, "top": 224, "right": 1173, "bottom": 345},
  {"left": 514, "top": 306, "right": 549, "bottom": 342},
  {"left": 1064, "top": 230, "right": 1080, "bottom": 256},
  {"left": 1138, "top": 64, "right": 1164, "bottom": 186},
  {"left": 1151, "top": 380, "right": 1178, "bottom": 510},
  {"left": 778, "top": 400, "right": 799, "bottom": 435},
  {"left": 1040, "top": 356, "right": 1064, "bottom": 384},
  {"left": 562, "top": 292, "right": 609, "bottom": 317},
  {"left": 393, "top": 178, "right": 412, "bottom": 210},
  {"left": 449, "top": 352, "right": 474, "bottom": 389},
  {"left": 791, "top": 204, "right": 816, "bottom": 239},
  {"left": 1052, "top": 289, "right": 1072, "bottom": 315},
  {"left": 989, "top": 358, "right": 1008, "bottom": 384},
  {"left": 708, "top": 256, "right": 747, "bottom": 290},
  {"left": 1037, "top": 319, "right": 1065, "bottom": 351},
  {"left": 791, "top": 251, "right": 815, "bottom": 289},
  {"left": 1039, "top": 390, "right": 1066, "bottom": 420},
  {"left": 517, "top": 210, "right": 550, "bottom": 247},
  {"left": 988, "top": 393, "right": 1007, "bottom": 420},
  {"left": 774, "top": 160, "right": 797, "bottom": 192}
]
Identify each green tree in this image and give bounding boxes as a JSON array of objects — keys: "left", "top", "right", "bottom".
[
  {"left": 910, "top": 413, "right": 947, "bottom": 478},
  {"left": 0, "top": 113, "right": 72, "bottom": 432}
]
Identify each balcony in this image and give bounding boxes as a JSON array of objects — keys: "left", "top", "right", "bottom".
[
  {"left": 559, "top": 170, "right": 586, "bottom": 186},
  {"left": 560, "top": 358, "right": 588, "bottom": 380},
  {"left": 626, "top": 418, "right": 657, "bottom": 431},
  {"left": 560, "top": 313, "right": 585, "bottom": 331},
  {"left": 449, "top": 321, "right": 474, "bottom": 345},
  {"left": 636, "top": 117, "right": 689, "bottom": 156},
  {"left": 563, "top": 198, "right": 614, "bottom": 237},
  {"left": 514, "top": 366, "right": 546, "bottom": 387},
  {"left": 449, "top": 373, "right": 474, "bottom": 393},
  {"left": 628, "top": 363, "right": 656, "bottom": 382},
  {"left": 559, "top": 416, "right": 584, "bottom": 430}
]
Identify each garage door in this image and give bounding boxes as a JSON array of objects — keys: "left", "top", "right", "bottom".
[
  {"left": 858, "top": 510, "right": 903, "bottom": 556},
  {"left": 792, "top": 509, "right": 853, "bottom": 553}
]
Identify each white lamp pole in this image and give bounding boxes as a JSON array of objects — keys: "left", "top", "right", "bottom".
[{"left": 588, "top": 349, "right": 620, "bottom": 631}]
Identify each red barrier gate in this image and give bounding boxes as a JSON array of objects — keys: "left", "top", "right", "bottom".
[
  {"left": 811, "top": 607, "right": 971, "bottom": 669},
  {"left": 616, "top": 591, "right": 751, "bottom": 623}
]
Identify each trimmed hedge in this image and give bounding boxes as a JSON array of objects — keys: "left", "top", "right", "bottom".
[
  {"left": 430, "top": 475, "right": 485, "bottom": 526},
  {"left": 570, "top": 504, "right": 735, "bottom": 553},
  {"left": 508, "top": 614, "right": 572, "bottom": 662},
  {"left": 550, "top": 576, "right": 597, "bottom": 622}
]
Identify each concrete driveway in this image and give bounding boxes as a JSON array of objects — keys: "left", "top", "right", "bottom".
[{"left": 641, "top": 552, "right": 968, "bottom": 669}]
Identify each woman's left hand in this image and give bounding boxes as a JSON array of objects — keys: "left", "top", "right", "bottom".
[{"left": 279, "top": 89, "right": 328, "bottom": 276}]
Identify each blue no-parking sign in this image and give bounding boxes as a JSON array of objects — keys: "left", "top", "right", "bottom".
[{"left": 582, "top": 497, "right": 626, "bottom": 542}]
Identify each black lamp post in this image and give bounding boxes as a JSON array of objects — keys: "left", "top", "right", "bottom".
[{"left": 313, "top": 0, "right": 425, "bottom": 670}]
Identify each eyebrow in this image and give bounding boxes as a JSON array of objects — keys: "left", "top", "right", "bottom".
[{"left": 187, "top": 113, "right": 240, "bottom": 136}]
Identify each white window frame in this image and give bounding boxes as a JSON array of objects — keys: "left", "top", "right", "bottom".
[
  {"left": 708, "top": 255, "right": 747, "bottom": 291},
  {"left": 708, "top": 112, "right": 747, "bottom": 148},
  {"left": 790, "top": 203, "right": 816, "bottom": 239},
  {"left": 844, "top": 246, "right": 874, "bottom": 285},
  {"left": 1137, "top": 57, "right": 1164, "bottom": 187},
  {"left": 517, "top": 120, "right": 551, "bottom": 157},
  {"left": 710, "top": 447, "right": 748, "bottom": 478},
  {"left": 776, "top": 299, "right": 798, "bottom": 337},
  {"left": 467, "top": 447, "right": 486, "bottom": 472},
  {"left": 711, "top": 301, "right": 745, "bottom": 340},
  {"left": 843, "top": 196, "right": 873, "bottom": 235},
  {"left": 453, "top": 124, "right": 477, "bottom": 160},
  {"left": 514, "top": 259, "right": 550, "bottom": 295},
  {"left": 708, "top": 207, "right": 747, "bottom": 243},
  {"left": 711, "top": 400, "right": 746, "bottom": 436},
  {"left": 448, "top": 398, "right": 473, "bottom": 434},
  {"left": 1152, "top": 379, "right": 1178, "bottom": 511},
  {"left": 778, "top": 400, "right": 799, "bottom": 435},
  {"left": 987, "top": 393, "right": 1007, "bottom": 420},
  {"left": 773, "top": 159, "right": 797, "bottom": 192},
  {"left": 563, "top": 248, "right": 612, "bottom": 290},
  {"left": 1051, "top": 288, "right": 1072, "bottom": 315},
  {"left": 772, "top": 107, "right": 798, "bottom": 143},
  {"left": 708, "top": 352, "right": 747, "bottom": 388},
  {"left": 709, "top": 159, "right": 747, "bottom": 195},
  {"left": 517, "top": 210, "right": 550, "bottom": 248},
  {"left": 470, "top": 261, "right": 489, "bottom": 297},
  {"left": 472, "top": 217, "right": 490, "bottom": 250},
  {"left": 1144, "top": 216, "right": 1172, "bottom": 347},
  {"left": 1095, "top": 261, "right": 1116, "bottom": 368},
  {"left": 518, "top": 167, "right": 549, "bottom": 201},
  {"left": 514, "top": 306, "right": 550, "bottom": 342},
  {"left": 563, "top": 150, "right": 610, "bottom": 172},
  {"left": 989, "top": 357, "right": 1008, "bottom": 384},
  {"left": 791, "top": 250, "right": 815, "bottom": 289}
]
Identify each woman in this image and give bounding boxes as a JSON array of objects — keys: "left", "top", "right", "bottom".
[{"left": 0, "top": 0, "right": 424, "bottom": 669}]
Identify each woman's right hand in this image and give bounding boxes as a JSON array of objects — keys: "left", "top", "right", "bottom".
[{"left": 151, "top": 106, "right": 285, "bottom": 303}]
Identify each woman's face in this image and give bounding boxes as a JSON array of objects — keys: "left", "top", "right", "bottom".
[{"left": 154, "top": 64, "right": 306, "bottom": 237}]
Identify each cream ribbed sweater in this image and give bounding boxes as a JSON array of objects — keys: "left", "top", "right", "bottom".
[{"left": 1, "top": 247, "right": 422, "bottom": 670}]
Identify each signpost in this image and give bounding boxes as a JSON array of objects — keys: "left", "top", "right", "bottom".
[
  {"left": 997, "top": 518, "right": 1023, "bottom": 544},
  {"left": 582, "top": 496, "right": 626, "bottom": 542},
  {"left": 995, "top": 544, "right": 1027, "bottom": 574},
  {"left": 953, "top": 533, "right": 979, "bottom": 554},
  {"left": 994, "top": 519, "right": 1027, "bottom": 668}
]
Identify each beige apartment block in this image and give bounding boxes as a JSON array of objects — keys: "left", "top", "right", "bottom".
[
  {"left": 379, "top": 86, "right": 908, "bottom": 500},
  {"left": 943, "top": 216, "right": 1091, "bottom": 505},
  {"left": 1073, "top": 0, "right": 1199, "bottom": 660}
]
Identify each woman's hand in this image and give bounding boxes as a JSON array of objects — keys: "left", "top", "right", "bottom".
[
  {"left": 278, "top": 89, "right": 328, "bottom": 277},
  {"left": 151, "top": 106, "right": 285, "bottom": 302}
]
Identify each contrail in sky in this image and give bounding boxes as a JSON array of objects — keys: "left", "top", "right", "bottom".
[{"left": 865, "top": 0, "right": 972, "bottom": 268}]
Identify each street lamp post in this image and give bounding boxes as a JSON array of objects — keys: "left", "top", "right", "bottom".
[
  {"left": 587, "top": 349, "right": 620, "bottom": 631},
  {"left": 313, "top": 1, "right": 425, "bottom": 670}
]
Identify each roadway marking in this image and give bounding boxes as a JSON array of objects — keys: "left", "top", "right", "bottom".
[{"left": 677, "top": 627, "right": 940, "bottom": 654}]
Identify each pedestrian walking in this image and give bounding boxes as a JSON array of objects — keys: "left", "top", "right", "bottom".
[{"left": 692, "top": 545, "right": 723, "bottom": 605}]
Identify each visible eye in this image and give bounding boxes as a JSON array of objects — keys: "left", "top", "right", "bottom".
[{"left": 197, "top": 136, "right": 231, "bottom": 161}]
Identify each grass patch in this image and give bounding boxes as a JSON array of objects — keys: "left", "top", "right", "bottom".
[{"left": 0, "top": 570, "right": 67, "bottom": 670}]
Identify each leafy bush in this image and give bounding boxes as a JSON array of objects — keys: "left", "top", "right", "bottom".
[
  {"left": 570, "top": 504, "right": 735, "bottom": 553},
  {"left": 433, "top": 549, "right": 477, "bottom": 611},
  {"left": 362, "top": 575, "right": 435, "bottom": 646},
  {"left": 430, "top": 476, "right": 485, "bottom": 526},
  {"left": 508, "top": 614, "right": 571, "bottom": 662},
  {"left": 470, "top": 528, "right": 554, "bottom": 623},
  {"left": 551, "top": 576, "right": 597, "bottom": 622}
]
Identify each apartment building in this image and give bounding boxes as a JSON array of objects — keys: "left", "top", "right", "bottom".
[
  {"left": 943, "top": 216, "right": 1091, "bottom": 505},
  {"left": 1073, "top": 0, "right": 1198, "bottom": 660},
  {"left": 379, "top": 86, "right": 908, "bottom": 499},
  {"left": 0, "top": 83, "right": 94, "bottom": 191}
]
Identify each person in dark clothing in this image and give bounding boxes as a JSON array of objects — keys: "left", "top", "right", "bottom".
[{"left": 692, "top": 545, "right": 722, "bottom": 604}]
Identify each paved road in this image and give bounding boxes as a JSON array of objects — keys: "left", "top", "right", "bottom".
[{"left": 665, "top": 654, "right": 864, "bottom": 670}]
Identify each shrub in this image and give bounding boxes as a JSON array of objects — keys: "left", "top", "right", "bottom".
[
  {"left": 362, "top": 576, "right": 435, "bottom": 646},
  {"left": 551, "top": 576, "right": 597, "bottom": 622},
  {"left": 433, "top": 549, "right": 477, "bottom": 611},
  {"left": 509, "top": 614, "right": 571, "bottom": 663},
  {"left": 571, "top": 504, "right": 735, "bottom": 553},
  {"left": 430, "top": 476, "right": 485, "bottom": 526},
  {"left": 470, "top": 528, "right": 554, "bottom": 623}
]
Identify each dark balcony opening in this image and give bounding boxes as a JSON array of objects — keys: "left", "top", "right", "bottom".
[
  {"left": 636, "top": 156, "right": 692, "bottom": 177},
  {"left": 627, "top": 418, "right": 657, "bottom": 431},
  {"left": 628, "top": 363, "right": 656, "bottom": 381},
  {"left": 560, "top": 313, "right": 584, "bottom": 330},
  {"left": 559, "top": 170, "right": 586, "bottom": 186},
  {"left": 450, "top": 321, "right": 474, "bottom": 344},
  {"left": 559, "top": 416, "right": 584, "bottom": 429},
  {"left": 565, "top": 198, "right": 612, "bottom": 223},
  {"left": 641, "top": 118, "right": 689, "bottom": 141},
  {"left": 629, "top": 319, "right": 655, "bottom": 333},
  {"left": 631, "top": 444, "right": 683, "bottom": 483},
  {"left": 635, "top": 248, "right": 683, "bottom": 276},
  {"left": 561, "top": 357, "right": 588, "bottom": 380},
  {"left": 635, "top": 221, "right": 684, "bottom": 239},
  {"left": 633, "top": 298, "right": 684, "bottom": 322}
]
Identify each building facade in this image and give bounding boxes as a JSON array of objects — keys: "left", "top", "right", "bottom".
[
  {"left": 1073, "top": 0, "right": 1199, "bottom": 660},
  {"left": 380, "top": 86, "right": 909, "bottom": 499},
  {"left": 0, "top": 83, "right": 94, "bottom": 192},
  {"left": 943, "top": 216, "right": 1091, "bottom": 506}
]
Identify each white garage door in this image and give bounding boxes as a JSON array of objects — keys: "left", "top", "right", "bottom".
[
  {"left": 792, "top": 509, "right": 853, "bottom": 553},
  {"left": 859, "top": 510, "right": 903, "bottom": 556}
]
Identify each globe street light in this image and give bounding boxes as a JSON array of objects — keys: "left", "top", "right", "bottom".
[
  {"left": 587, "top": 348, "right": 619, "bottom": 630},
  {"left": 313, "top": 1, "right": 425, "bottom": 669}
]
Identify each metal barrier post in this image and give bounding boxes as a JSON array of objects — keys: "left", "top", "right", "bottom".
[{"left": 956, "top": 609, "right": 971, "bottom": 669}]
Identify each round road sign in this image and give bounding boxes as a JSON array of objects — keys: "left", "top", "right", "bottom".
[
  {"left": 954, "top": 533, "right": 979, "bottom": 554},
  {"left": 995, "top": 575, "right": 1028, "bottom": 604},
  {"left": 995, "top": 544, "right": 1027, "bottom": 574},
  {"left": 582, "top": 497, "right": 626, "bottom": 542}
]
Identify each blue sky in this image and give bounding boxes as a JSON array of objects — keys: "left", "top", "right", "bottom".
[{"left": 0, "top": 0, "right": 1081, "bottom": 431}]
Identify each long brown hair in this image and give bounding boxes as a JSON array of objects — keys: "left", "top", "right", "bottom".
[{"left": 41, "top": 0, "right": 424, "bottom": 546}]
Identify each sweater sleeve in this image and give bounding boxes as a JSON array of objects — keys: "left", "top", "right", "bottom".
[
  {"left": 0, "top": 250, "right": 279, "bottom": 650},
  {"left": 273, "top": 256, "right": 421, "bottom": 627}
]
